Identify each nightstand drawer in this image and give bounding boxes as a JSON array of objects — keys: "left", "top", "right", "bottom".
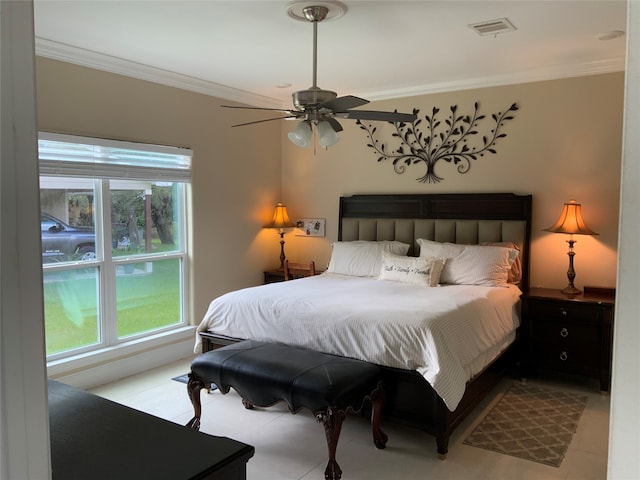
[
  {"left": 532, "top": 343, "right": 599, "bottom": 372},
  {"left": 531, "top": 320, "right": 600, "bottom": 347},
  {"left": 528, "top": 302, "right": 602, "bottom": 322}
]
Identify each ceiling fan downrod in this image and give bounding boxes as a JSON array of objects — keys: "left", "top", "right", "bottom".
[
  {"left": 292, "top": 5, "right": 337, "bottom": 111},
  {"left": 304, "top": 5, "right": 327, "bottom": 89}
]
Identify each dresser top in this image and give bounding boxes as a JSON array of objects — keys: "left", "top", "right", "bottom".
[{"left": 524, "top": 287, "right": 615, "bottom": 306}]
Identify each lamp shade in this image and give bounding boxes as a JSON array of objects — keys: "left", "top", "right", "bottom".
[
  {"left": 288, "top": 121, "right": 312, "bottom": 147},
  {"left": 265, "top": 202, "right": 296, "bottom": 229},
  {"left": 316, "top": 120, "right": 340, "bottom": 148},
  {"left": 543, "top": 199, "right": 598, "bottom": 236}
]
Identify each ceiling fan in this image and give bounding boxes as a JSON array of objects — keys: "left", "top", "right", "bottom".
[{"left": 221, "top": 3, "right": 417, "bottom": 148}]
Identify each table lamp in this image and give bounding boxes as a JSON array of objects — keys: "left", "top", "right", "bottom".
[
  {"left": 543, "top": 199, "right": 598, "bottom": 294},
  {"left": 265, "top": 202, "right": 296, "bottom": 270}
]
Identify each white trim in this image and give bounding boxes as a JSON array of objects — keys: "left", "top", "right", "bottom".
[
  {"left": 608, "top": 1, "right": 640, "bottom": 478},
  {"left": 36, "top": 37, "right": 625, "bottom": 108},
  {"left": 1, "top": 2, "right": 51, "bottom": 478},
  {"left": 361, "top": 57, "right": 627, "bottom": 101},
  {"left": 47, "top": 326, "right": 196, "bottom": 389}
]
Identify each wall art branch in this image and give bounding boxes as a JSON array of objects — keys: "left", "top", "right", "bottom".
[{"left": 357, "top": 102, "right": 518, "bottom": 183}]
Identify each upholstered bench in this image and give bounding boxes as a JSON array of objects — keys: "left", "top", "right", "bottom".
[{"left": 186, "top": 340, "right": 387, "bottom": 480}]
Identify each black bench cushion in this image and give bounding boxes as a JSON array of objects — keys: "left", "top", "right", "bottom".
[{"left": 191, "top": 340, "right": 382, "bottom": 414}]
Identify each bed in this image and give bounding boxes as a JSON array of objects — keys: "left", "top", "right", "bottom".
[{"left": 196, "top": 192, "right": 532, "bottom": 456}]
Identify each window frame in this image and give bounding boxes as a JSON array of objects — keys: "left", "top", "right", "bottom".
[{"left": 39, "top": 133, "right": 191, "bottom": 361}]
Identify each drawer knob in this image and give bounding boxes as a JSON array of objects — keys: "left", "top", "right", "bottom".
[
  {"left": 560, "top": 327, "right": 569, "bottom": 337},
  {"left": 560, "top": 351, "right": 568, "bottom": 361}
]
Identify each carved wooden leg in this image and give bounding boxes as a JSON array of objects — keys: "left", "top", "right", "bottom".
[
  {"left": 185, "top": 373, "right": 206, "bottom": 430},
  {"left": 370, "top": 383, "right": 388, "bottom": 449},
  {"left": 316, "top": 408, "right": 345, "bottom": 480}
]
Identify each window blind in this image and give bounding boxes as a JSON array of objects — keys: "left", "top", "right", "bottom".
[{"left": 38, "top": 132, "right": 192, "bottom": 182}]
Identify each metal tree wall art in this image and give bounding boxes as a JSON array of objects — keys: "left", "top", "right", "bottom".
[{"left": 357, "top": 102, "right": 519, "bottom": 183}]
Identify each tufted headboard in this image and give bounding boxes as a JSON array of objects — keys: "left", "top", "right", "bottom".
[{"left": 338, "top": 193, "right": 532, "bottom": 291}]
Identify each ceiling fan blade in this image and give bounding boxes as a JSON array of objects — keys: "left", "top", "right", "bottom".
[
  {"left": 326, "top": 117, "right": 343, "bottom": 132},
  {"left": 340, "top": 110, "right": 417, "bottom": 122},
  {"left": 232, "top": 115, "right": 297, "bottom": 127},
  {"left": 222, "top": 104, "right": 295, "bottom": 114},
  {"left": 319, "top": 95, "right": 369, "bottom": 112}
]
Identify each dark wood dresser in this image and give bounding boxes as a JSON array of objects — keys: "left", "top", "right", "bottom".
[
  {"left": 520, "top": 287, "right": 615, "bottom": 392},
  {"left": 48, "top": 379, "right": 254, "bottom": 479}
]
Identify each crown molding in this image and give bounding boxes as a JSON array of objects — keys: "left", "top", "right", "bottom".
[
  {"left": 365, "top": 57, "right": 626, "bottom": 101},
  {"left": 35, "top": 37, "right": 284, "bottom": 109},
  {"left": 36, "top": 37, "right": 625, "bottom": 108}
]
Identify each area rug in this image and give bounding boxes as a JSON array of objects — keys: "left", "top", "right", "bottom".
[
  {"left": 172, "top": 374, "right": 217, "bottom": 391},
  {"left": 463, "top": 383, "right": 587, "bottom": 467}
]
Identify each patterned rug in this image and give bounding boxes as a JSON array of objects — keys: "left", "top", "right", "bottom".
[{"left": 463, "top": 383, "right": 587, "bottom": 467}]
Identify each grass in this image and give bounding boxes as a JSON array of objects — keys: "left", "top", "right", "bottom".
[{"left": 44, "top": 249, "right": 182, "bottom": 355}]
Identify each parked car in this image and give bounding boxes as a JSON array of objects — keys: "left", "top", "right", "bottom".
[{"left": 41, "top": 212, "right": 96, "bottom": 262}]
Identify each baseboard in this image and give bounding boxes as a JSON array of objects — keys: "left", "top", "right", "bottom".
[{"left": 48, "top": 327, "right": 196, "bottom": 390}]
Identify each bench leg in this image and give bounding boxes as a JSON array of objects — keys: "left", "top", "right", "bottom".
[
  {"left": 371, "top": 384, "right": 388, "bottom": 449},
  {"left": 186, "top": 373, "right": 206, "bottom": 430},
  {"left": 316, "top": 408, "right": 345, "bottom": 480}
]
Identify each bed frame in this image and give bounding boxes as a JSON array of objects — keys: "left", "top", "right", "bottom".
[
  {"left": 338, "top": 192, "right": 531, "bottom": 457},
  {"left": 200, "top": 192, "right": 532, "bottom": 458}
]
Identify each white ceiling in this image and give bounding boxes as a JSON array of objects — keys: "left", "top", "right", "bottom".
[{"left": 33, "top": 1, "right": 627, "bottom": 109}]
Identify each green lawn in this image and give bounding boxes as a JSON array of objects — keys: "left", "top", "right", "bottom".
[{"left": 44, "top": 255, "right": 181, "bottom": 355}]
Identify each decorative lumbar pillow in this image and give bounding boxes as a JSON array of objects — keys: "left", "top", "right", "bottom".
[
  {"left": 417, "top": 238, "right": 518, "bottom": 287},
  {"left": 378, "top": 251, "right": 444, "bottom": 286},
  {"left": 327, "top": 240, "right": 410, "bottom": 277}
]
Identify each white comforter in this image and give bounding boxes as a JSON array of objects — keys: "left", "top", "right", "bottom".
[{"left": 195, "top": 273, "right": 521, "bottom": 411}]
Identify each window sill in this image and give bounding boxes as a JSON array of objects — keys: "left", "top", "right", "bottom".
[{"left": 47, "top": 326, "right": 196, "bottom": 389}]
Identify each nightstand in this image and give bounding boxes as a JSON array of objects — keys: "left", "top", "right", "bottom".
[
  {"left": 520, "top": 286, "right": 615, "bottom": 392},
  {"left": 264, "top": 268, "right": 324, "bottom": 284},
  {"left": 263, "top": 269, "right": 285, "bottom": 284}
]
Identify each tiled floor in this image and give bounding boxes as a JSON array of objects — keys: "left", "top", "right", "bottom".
[{"left": 90, "top": 358, "right": 610, "bottom": 480}]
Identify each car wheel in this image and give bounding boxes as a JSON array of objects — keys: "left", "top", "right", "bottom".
[{"left": 77, "top": 246, "right": 96, "bottom": 261}]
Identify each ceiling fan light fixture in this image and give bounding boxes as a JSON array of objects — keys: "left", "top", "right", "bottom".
[
  {"left": 288, "top": 121, "right": 313, "bottom": 147},
  {"left": 316, "top": 120, "right": 340, "bottom": 148}
]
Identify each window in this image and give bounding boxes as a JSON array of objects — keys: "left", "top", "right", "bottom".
[{"left": 39, "top": 133, "right": 191, "bottom": 359}]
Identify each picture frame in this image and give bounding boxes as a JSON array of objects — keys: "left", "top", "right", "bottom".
[{"left": 295, "top": 218, "right": 325, "bottom": 237}]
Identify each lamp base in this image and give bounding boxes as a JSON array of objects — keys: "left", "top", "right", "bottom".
[
  {"left": 561, "top": 239, "right": 580, "bottom": 295},
  {"left": 561, "top": 284, "right": 581, "bottom": 295}
]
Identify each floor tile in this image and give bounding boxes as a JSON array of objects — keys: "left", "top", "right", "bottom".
[{"left": 89, "top": 364, "right": 610, "bottom": 480}]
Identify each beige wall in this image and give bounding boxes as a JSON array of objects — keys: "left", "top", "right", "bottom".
[
  {"left": 282, "top": 73, "right": 624, "bottom": 290},
  {"left": 36, "top": 57, "right": 283, "bottom": 323},
  {"left": 36, "top": 59, "right": 623, "bottom": 324}
]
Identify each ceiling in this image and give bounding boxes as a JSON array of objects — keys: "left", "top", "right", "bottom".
[{"left": 33, "top": 1, "right": 627, "bottom": 109}]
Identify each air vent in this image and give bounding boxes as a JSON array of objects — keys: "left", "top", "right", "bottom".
[{"left": 469, "top": 17, "right": 517, "bottom": 36}]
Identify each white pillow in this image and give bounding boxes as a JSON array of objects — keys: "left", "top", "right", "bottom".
[
  {"left": 327, "top": 241, "right": 410, "bottom": 277},
  {"left": 480, "top": 241, "right": 522, "bottom": 284},
  {"left": 378, "top": 251, "right": 444, "bottom": 286},
  {"left": 417, "top": 238, "right": 465, "bottom": 260},
  {"left": 417, "top": 238, "right": 518, "bottom": 287}
]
